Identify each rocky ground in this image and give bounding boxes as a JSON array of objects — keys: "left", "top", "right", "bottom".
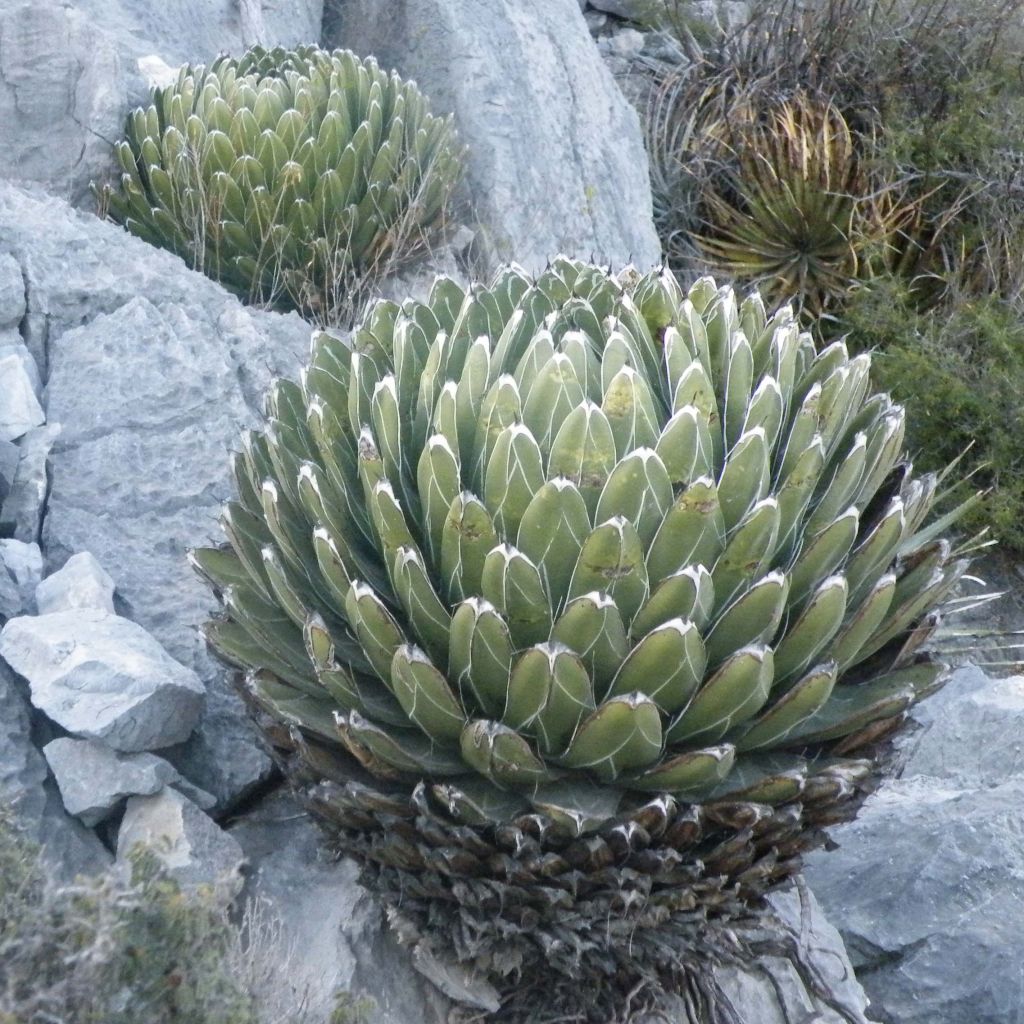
[{"left": 0, "top": 1, "right": 1019, "bottom": 1022}]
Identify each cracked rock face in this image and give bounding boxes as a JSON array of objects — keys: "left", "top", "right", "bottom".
[
  {"left": 0, "top": 0, "right": 324, "bottom": 206},
  {"left": 805, "top": 665, "right": 1024, "bottom": 1024},
  {"left": 330, "top": 0, "right": 661, "bottom": 274},
  {"left": 0, "top": 183, "right": 310, "bottom": 809}
]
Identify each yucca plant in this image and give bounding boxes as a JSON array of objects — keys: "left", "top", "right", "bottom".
[
  {"left": 194, "top": 258, "right": 972, "bottom": 1022},
  {"left": 690, "top": 91, "right": 919, "bottom": 315},
  {"left": 100, "top": 45, "right": 461, "bottom": 323}
]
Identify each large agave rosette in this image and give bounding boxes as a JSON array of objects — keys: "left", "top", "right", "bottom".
[{"left": 194, "top": 259, "right": 970, "bottom": 1019}]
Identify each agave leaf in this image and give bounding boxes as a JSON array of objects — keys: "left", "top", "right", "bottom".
[
  {"left": 704, "top": 571, "right": 788, "bottom": 668},
  {"left": 189, "top": 545, "right": 252, "bottom": 594},
  {"left": 671, "top": 358, "right": 722, "bottom": 466},
  {"left": 704, "top": 752, "right": 808, "bottom": 804},
  {"left": 631, "top": 565, "right": 715, "bottom": 638},
  {"left": 480, "top": 544, "right": 552, "bottom": 648},
  {"left": 733, "top": 661, "right": 838, "bottom": 751},
  {"left": 656, "top": 405, "right": 715, "bottom": 490},
  {"left": 602, "top": 366, "right": 660, "bottom": 457},
  {"left": 595, "top": 448, "right": 673, "bottom": 550},
  {"left": 722, "top": 333, "right": 754, "bottom": 449},
  {"left": 628, "top": 744, "right": 736, "bottom": 797},
  {"left": 460, "top": 719, "right": 555, "bottom": 786},
  {"left": 568, "top": 517, "right": 649, "bottom": 625},
  {"left": 439, "top": 492, "right": 499, "bottom": 603},
  {"left": 517, "top": 478, "right": 591, "bottom": 612},
  {"left": 392, "top": 547, "right": 451, "bottom": 663},
  {"left": 773, "top": 575, "right": 848, "bottom": 684},
  {"left": 529, "top": 780, "right": 624, "bottom": 837},
  {"left": 647, "top": 478, "right": 726, "bottom": 586},
  {"left": 547, "top": 401, "right": 619, "bottom": 517},
  {"left": 608, "top": 618, "right": 705, "bottom": 713},
  {"left": 845, "top": 497, "right": 905, "bottom": 603},
  {"left": 551, "top": 592, "right": 629, "bottom": 699},
  {"left": 710, "top": 498, "right": 781, "bottom": 613},
  {"left": 505, "top": 643, "right": 595, "bottom": 756},
  {"left": 431, "top": 777, "right": 531, "bottom": 826},
  {"left": 559, "top": 694, "right": 663, "bottom": 781},
  {"left": 483, "top": 423, "right": 545, "bottom": 540},
  {"left": 417, "top": 434, "right": 461, "bottom": 566},
  {"left": 787, "top": 508, "right": 859, "bottom": 608},
  {"left": 390, "top": 644, "right": 465, "bottom": 742},
  {"left": 448, "top": 598, "right": 512, "bottom": 719},
  {"left": 742, "top": 376, "right": 784, "bottom": 451},
  {"left": 345, "top": 581, "right": 407, "bottom": 684},
  {"left": 522, "top": 352, "right": 587, "bottom": 454},
  {"left": 667, "top": 645, "right": 774, "bottom": 746},
  {"left": 338, "top": 709, "right": 465, "bottom": 776},
  {"left": 246, "top": 670, "right": 339, "bottom": 741}
]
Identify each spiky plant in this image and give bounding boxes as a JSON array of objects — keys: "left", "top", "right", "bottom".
[
  {"left": 100, "top": 45, "right": 461, "bottom": 323},
  {"left": 693, "top": 92, "right": 918, "bottom": 315},
  {"left": 194, "top": 258, "right": 970, "bottom": 1022}
]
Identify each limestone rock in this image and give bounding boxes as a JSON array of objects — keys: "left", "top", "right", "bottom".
[
  {"left": 35, "top": 551, "right": 116, "bottom": 615},
  {"left": 0, "top": 252, "right": 25, "bottom": 328},
  {"left": 0, "top": 660, "right": 110, "bottom": 878},
  {"left": 330, "top": 0, "right": 661, "bottom": 273},
  {"left": 0, "top": 350, "right": 44, "bottom": 441},
  {"left": 0, "top": 184, "right": 310, "bottom": 807},
  {"left": 43, "top": 736, "right": 214, "bottom": 827},
  {"left": 0, "top": 608, "right": 205, "bottom": 751},
  {"left": 0, "top": 423, "right": 60, "bottom": 543},
  {"left": 231, "top": 790, "right": 452, "bottom": 1023},
  {"left": 0, "top": 1, "right": 323, "bottom": 206},
  {"left": 0, "top": 539, "right": 42, "bottom": 618},
  {"left": 118, "top": 788, "right": 245, "bottom": 895},
  {"left": 805, "top": 664, "right": 1024, "bottom": 1024}
]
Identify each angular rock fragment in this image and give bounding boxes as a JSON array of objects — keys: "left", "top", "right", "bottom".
[
  {"left": 35, "top": 551, "right": 116, "bottom": 614},
  {"left": 118, "top": 788, "right": 245, "bottom": 895},
  {"left": 0, "top": 609, "right": 205, "bottom": 751},
  {"left": 43, "top": 736, "right": 214, "bottom": 827}
]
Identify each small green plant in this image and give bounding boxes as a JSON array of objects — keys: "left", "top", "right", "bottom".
[
  {"left": 101, "top": 45, "right": 462, "bottom": 325},
  {"left": 0, "top": 805, "right": 356, "bottom": 1024},
  {"left": 195, "top": 259, "right": 972, "bottom": 1021},
  {"left": 842, "top": 280, "right": 1024, "bottom": 551}
]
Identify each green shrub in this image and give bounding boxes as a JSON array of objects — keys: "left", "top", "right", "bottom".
[
  {"left": 0, "top": 805, "right": 353, "bottom": 1024},
  {"left": 101, "top": 45, "right": 462, "bottom": 325},
  {"left": 842, "top": 280, "right": 1024, "bottom": 551}
]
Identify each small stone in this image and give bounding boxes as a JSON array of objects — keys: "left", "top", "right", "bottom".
[
  {"left": 0, "top": 438, "right": 18, "bottom": 498},
  {"left": 0, "top": 335, "right": 41, "bottom": 397},
  {"left": 588, "top": 0, "right": 648, "bottom": 18},
  {"left": 36, "top": 551, "right": 116, "bottom": 615},
  {"left": 0, "top": 608, "right": 205, "bottom": 751},
  {"left": 585, "top": 10, "right": 609, "bottom": 31},
  {"left": 0, "top": 422, "right": 59, "bottom": 542},
  {"left": 44, "top": 736, "right": 192, "bottom": 827},
  {"left": 0, "top": 539, "right": 42, "bottom": 617},
  {"left": 0, "top": 253, "right": 24, "bottom": 329},
  {"left": 0, "top": 351, "right": 45, "bottom": 441},
  {"left": 118, "top": 788, "right": 245, "bottom": 896},
  {"left": 598, "top": 26, "right": 647, "bottom": 57}
]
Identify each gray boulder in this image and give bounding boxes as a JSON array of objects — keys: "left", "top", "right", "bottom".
[
  {"left": 0, "top": 539, "right": 42, "bottom": 618},
  {"left": 0, "top": 349, "right": 44, "bottom": 441},
  {"left": 0, "top": 660, "right": 111, "bottom": 878},
  {"left": 0, "top": 609, "right": 205, "bottom": 752},
  {"left": 43, "top": 736, "right": 214, "bottom": 827},
  {"left": 0, "top": 252, "right": 25, "bottom": 329},
  {"left": 35, "top": 551, "right": 116, "bottom": 615},
  {"left": 805, "top": 664, "right": 1024, "bottom": 1024},
  {"left": 0, "top": 0, "right": 323, "bottom": 207},
  {"left": 231, "top": 790, "right": 453, "bottom": 1024},
  {"left": 0, "top": 184, "right": 310, "bottom": 808},
  {"left": 118, "top": 787, "right": 246, "bottom": 896},
  {"left": 0, "top": 423, "right": 60, "bottom": 543},
  {"left": 330, "top": 0, "right": 662, "bottom": 273}
]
